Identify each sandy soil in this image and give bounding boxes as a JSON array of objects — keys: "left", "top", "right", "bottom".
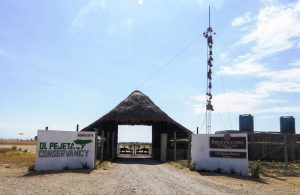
[{"left": 0, "top": 158, "right": 299, "bottom": 195}]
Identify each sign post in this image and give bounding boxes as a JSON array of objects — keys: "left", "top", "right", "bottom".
[
  {"left": 192, "top": 134, "right": 248, "bottom": 176},
  {"left": 35, "top": 130, "right": 96, "bottom": 171}
]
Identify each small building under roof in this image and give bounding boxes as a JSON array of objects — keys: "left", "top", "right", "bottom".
[{"left": 82, "top": 90, "right": 192, "bottom": 161}]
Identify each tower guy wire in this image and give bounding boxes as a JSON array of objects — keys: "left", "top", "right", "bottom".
[{"left": 135, "top": 35, "right": 202, "bottom": 90}]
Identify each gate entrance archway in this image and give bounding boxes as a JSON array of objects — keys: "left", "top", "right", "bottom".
[
  {"left": 82, "top": 90, "right": 192, "bottom": 162},
  {"left": 118, "top": 125, "right": 152, "bottom": 158}
]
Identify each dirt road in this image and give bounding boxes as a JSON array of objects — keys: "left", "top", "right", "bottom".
[{"left": 0, "top": 158, "right": 298, "bottom": 194}]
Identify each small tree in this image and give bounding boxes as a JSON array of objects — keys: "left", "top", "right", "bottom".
[{"left": 74, "top": 139, "right": 93, "bottom": 149}]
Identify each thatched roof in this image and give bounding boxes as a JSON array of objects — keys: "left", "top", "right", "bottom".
[{"left": 82, "top": 90, "right": 190, "bottom": 132}]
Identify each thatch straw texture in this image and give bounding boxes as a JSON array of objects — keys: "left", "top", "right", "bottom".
[{"left": 82, "top": 90, "right": 190, "bottom": 132}]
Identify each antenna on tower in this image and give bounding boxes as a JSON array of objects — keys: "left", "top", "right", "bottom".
[
  {"left": 209, "top": 5, "right": 211, "bottom": 27},
  {"left": 203, "top": 5, "right": 215, "bottom": 134}
]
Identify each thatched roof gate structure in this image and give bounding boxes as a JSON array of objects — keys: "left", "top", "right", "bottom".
[{"left": 82, "top": 90, "right": 192, "bottom": 161}]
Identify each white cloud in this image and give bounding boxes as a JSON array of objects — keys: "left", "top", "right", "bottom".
[
  {"left": 241, "top": 1, "right": 300, "bottom": 58},
  {"left": 192, "top": 91, "right": 270, "bottom": 114},
  {"left": 219, "top": 61, "right": 268, "bottom": 76},
  {"left": 219, "top": 53, "right": 228, "bottom": 61},
  {"left": 196, "top": 0, "right": 224, "bottom": 9},
  {"left": 179, "top": 0, "right": 224, "bottom": 10},
  {"left": 72, "top": 0, "right": 107, "bottom": 27},
  {"left": 291, "top": 59, "right": 300, "bottom": 67},
  {"left": 255, "top": 67, "right": 300, "bottom": 93},
  {"left": 258, "top": 105, "right": 300, "bottom": 113},
  {"left": 221, "top": 1, "right": 300, "bottom": 81},
  {"left": 232, "top": 12, "right": 254, "bottom": 26},
  {"left": 193, "top": 1, "right": 300, "bottom": 117},
  {"left": 257, "top": 81, "right": 300, "bottom": 93},
  {"left": 269, "top": 67, "right": 300, "bottom": 82},
  {"left": 126, "top": 17, "right": 133, "bottom": 27},
  {"left": 137, "top": 0, "right": 143, "bottom": 5},
  {"left": 192, "top": 88, "right": 300, "bottom": 115}
]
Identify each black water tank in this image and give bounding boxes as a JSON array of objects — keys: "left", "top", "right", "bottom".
[
  {"left": 280, "top": 116, "right": 295, "bottom": 134},
  {"left": 239, "top": 114, "right": 254, "bottom": 133}
]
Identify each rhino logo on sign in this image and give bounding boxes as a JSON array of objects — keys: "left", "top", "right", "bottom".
[{"left": 73, "top": 139, "right": 93, "bottom": 149}]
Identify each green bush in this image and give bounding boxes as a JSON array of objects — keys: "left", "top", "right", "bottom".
[
  {"left": 0, "top": 148, "right": 10, "bottom": 153},
  {"left": 189, "top": 162, "right": 196, "bottom": 171},
  {"left": 11, "top": 146, "right": 17, "bottom": 151},
  {"left": 28, "top": 164, "right": 35, "bottom": 172},
  {"left": 251, "top": 160, "right": 262, "bottom": 178}
]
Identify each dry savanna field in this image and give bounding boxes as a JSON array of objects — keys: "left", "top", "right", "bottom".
[{"left": 0, "top": 140, "right": 299, "bottom": 194}]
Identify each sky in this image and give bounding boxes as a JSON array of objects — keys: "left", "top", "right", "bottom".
[{"left": 0, "top": 0, "right": 300, "bottom": 140}]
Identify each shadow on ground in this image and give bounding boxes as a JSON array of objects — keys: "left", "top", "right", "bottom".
[
  {"left": 23, "top": 169, "right": 93, "bottom": 177},
  {"left": 195, "top": 171, "right": 268, "bottom": 184},
  {"left": 114, "top": 157, "right": 162, "bottom": 165}
]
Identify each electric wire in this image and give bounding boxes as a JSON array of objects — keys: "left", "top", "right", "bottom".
[
  {"left": 215, "top": 34, "right": 300, "bottom": 131},
  {"left": 135, "top": 35, "right": 202, "bottom": 90},
  {"left": 213, "top": 41, "right": 234, "bottom": 129}
]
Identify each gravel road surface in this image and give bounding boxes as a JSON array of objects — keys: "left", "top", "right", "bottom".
[{"left": 0, "top": 158, "right": 298, "bottom": 195}]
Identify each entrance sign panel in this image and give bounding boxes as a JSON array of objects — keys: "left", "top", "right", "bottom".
[
  {"left": 210, "top": 136, "right": 246, "bottom": 149},
  {"left": 210, "top": 151, "right": 247, "bottom": 159},
  {"left": 192, "top": 134, "right": 248, "bottom": 176},
  {"left": 35, "top": 130, "right": 96, "bottom": 171}
]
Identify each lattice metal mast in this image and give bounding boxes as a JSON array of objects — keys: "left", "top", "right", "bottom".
[{"left": 203, "top": 6, "right": 214, "bottom": 134}]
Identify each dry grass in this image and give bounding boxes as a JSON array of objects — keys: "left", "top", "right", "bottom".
[
  {"left": 95, "top": 160, "right": 112, "bottom": 170},
  {"left": 0, "top": 140, "right": 36, "bottom": 146},
  {"left": 0, "top": 147, "right": 35, "bottom": 168},
  {"left": 258, "top": 161, "right": 300, "bottom": 177},
  {"left": 168, "top": 161, "right": 187, "bottom": 170}
]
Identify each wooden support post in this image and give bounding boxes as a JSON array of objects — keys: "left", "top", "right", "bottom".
[
  {"left": 100, "top": 130, "right": 104, "bottom": 162},
  {"left": 291, "top": 136, "right": 296, "bottom": 161},
  {"left": 262, "top": 136, "right": 266, "bottom": 158},
  {"left": 197, "top": 127, "right": 199, "bottom": 134},
  {"left": 112, "top": 131, "right": 115, "bottom": 160},
  {"left": 188, "top": 133, "right": 192, "bottom": 165},
  {"left": 174, "top": 132, "right": 177, "bottom": 161},
  {"left": 107, "top": 132, "right": 110, "bottom": 159},
  {"left": 284, "top": 134, "right": 288, "bottom": 170},
  {"left": 94, "top": 130, "right": 98, "bottom": 167}
]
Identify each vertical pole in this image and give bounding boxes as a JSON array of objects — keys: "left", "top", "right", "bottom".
[
  {"left": 209, "top": 5, "right": 211, "bottom": 27},
  {"left": 174, "top": 132, "right": 177, "bottom": 161},
  {"left": 94, "top": 130, "right": 98, "bottom": 168},
  {"left": 112, "top": 131, "right": 115, "bottom": 160},
  {"left": 262, "top": 136, "right": 266, "bottom": 158},
  {"left": 188, "top": 133, "right": 192, "bottom": 165},
  {"left": 76, "top": 124, "right": 79, "bottom": 132},
  {"left": 291, "top": 135, "right": 296, "bottom": 161},
  {"left": 101, "top": 130, "right": 104, "bottom": 162},
  {"left": 284, "top": 134, "right": 288, "bottom": 170},
  {"left": 197, "top": 127, "right": 199, "bottom": 134},
  {"left": 107, "top": 132, "right": 110, "bottom": 159},
  {"left": 45, "top": 127, "right": 48, "bottom": 130}
]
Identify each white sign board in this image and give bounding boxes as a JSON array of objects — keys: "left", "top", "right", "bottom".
[
  {"left": 192, "top": 134, "right": 248, "bottom": 176},
  {"left": 35, "top": 130, "right": 96, "bottom": 171}
]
